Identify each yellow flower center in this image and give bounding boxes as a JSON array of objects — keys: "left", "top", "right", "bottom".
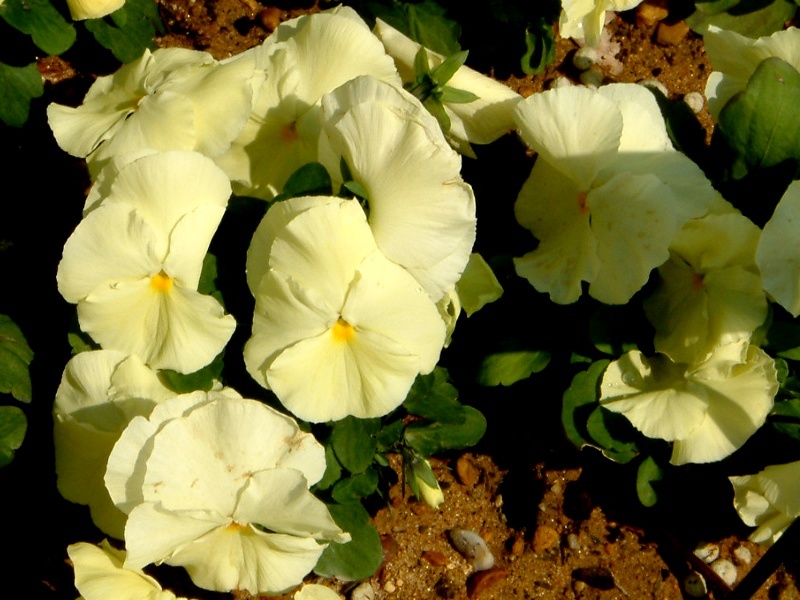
[
  {"left": 280, "top": 122, "right": 299, "bottom": 143},
  {"left": 150, "top": 270, "right": 173, "bottom": 293},
  {"left": 226, "top": 521, "right": 248, "bottom": 532},
  {"left": 332, "top": 317, "right": 355, "bottom": 342}
]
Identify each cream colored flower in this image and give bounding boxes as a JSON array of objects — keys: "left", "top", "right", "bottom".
[
  {"left": 216, "top": 5, "right": 400, "bottom": 200},
  {"left": 756, "top": 181, "right": 800, "bottom": 317},
  {"left": 600, "top": 340, "right": 777, "bottom": 465},
  {"left": 66, "top": 0, "right": 123, "bottom": 20},
  {"left": 559, "top": 0, "right": 644, "bottom": 46},
  {"left": 105, "top": 390, "right": 348, "bottom": 595},
  {"left": 56, "top": 151, "right": 236, "bottom": 373},
  {"left": 318, "top": 75, "right": 476, "bottom": 302},
  {"left": 47, "top": 47, "right": 261, "bottom": 178},
  {"left": 730, "top": 460, "right": 800, "bottom": 546},
  {"left": 372, "top": 18, "right": 522, "bottom": 157},
  {"left": 513, "top": 83, "right": 723, "bottom": 304},
  {"left": 54, "top": 350, "right": 176, "bottom": 539},
  {"left": 244, "top": 196, "right": 446, "bottom": 423},
  {"left": 68, "top": 539, "right": 192, "bottom": 600},
  {"left": 704, "top": 26, "right": 800, "bottom": 119}
]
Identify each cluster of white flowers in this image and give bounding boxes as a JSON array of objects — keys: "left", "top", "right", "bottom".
[{"left": 48, "top": 5, "right": 514, "bottom": 597}]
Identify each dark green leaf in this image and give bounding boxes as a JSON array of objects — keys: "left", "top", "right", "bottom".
[
  {"left": 403, "top": 367, "right": 463, "bottom": 423},
  {"left": 0, "top": 62, "right": 44, "bottom": 128},
  {"left": 431, "top": 49, "right": 468, "bottom": 85},
  {"left": 276, "top": 162, "right": 333, "bottom": 200},
  {"left": 636, "top": 455, "right": 664, "bottom": 507},
  {"left": 84, "top": 0, "right": 164, "bottom": 64},
  {"left": 372, "top": 0, "right": 461, "bottom": 55},
  {"left": 404, "top": 406, "right": 486, "bottom": 456},
  {"left": 440, "top": 85, "right": 479, "bottom": 104},
  {"left": 590, "top": 305, "right": 641, "bottom": 357},
  {"left": 314, "top": 443, "right": 343, "bottom": 492},
  {"left": 342, "top": 180, "right": 369, "bottom": 201},
  {"left": 160, "top": 352, "right": 224, "bottom": 393},
  {"left": 0, "top": 406, "right": 26, "bottom": 467},
  {"left": 67, "top": 331, "right": 96, "bottom": 355},
  {"left": 478, "top": 350, "right": 550, "bottom": 386},
  {"left": 197, "top": 253, "right": 221, "bottom": 298},
  {"left": 413, "top": 46, "right": 431, "bottom": 76},
  {"left": 375, "top": 419, "right": 405, "bottom": 452},
  {"left": 424, "top": 95, "right": 451, "bottom": 133},
  {"left": 0, "top": 315, "right": 33, "bottom": 403},
  {"left": 331, "top": 467, "right": 379, "bottom": 503},
  {"left": 770, "top": 398, "right": 800, "bottom": 440},
  {"left": 561, "top": 360, "right": 610, "bottom": 450},
  {"left": 765, "top": 321, "right": 800, "bottom": 360},
  {"left": 0, "top": 0, "right": 76, "bottom": 55},
  {"left": 586, "top": 407, "right": 639, "bottom": 464},
  {"left": 521, "top": 17, "right": 556, "bottom": 75},
  {"left": 687, "top": 0, "right": 795, "bottom": 36},
  {"left": 331, "top": 416, "right": 380, "bottom": 474},
  {"left": 315, "top": 502, "right": 383, "bottom": 580}
]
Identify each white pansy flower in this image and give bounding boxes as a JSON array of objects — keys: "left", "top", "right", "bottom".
[
  {"left": 730, "top": 460, "right": 800, "bottom": 546},
  {"left": 704, "top": 26, "right": 800, "bottom": 119},
  {"left": 68, "top": 539, "right": 193, "bottom": 600},
  {"left": 513, "top": 83, "right": 723, "bottom": 305},
  {"left": 217, "top": 6, "right": 400, "bottom": 200},
  {"left": 47, "top": 47, "right": 261, "bottom": 178},
  {"left": 372, "top": 18, "right": 522, "bottom": 157},
  {"left": 105, "top": 390, "right": 348, "bottom": 595},
  {"left": 56, "top": 151, "right": 236, "bottom": 373},
  {"left": 600, "top": 340, "right": 778, "bottom": 465},
  {"left": 54, "top": 350, "right": 176, "bottom": 538},
  {"left": 645, "top": 213, "right": 768, "bottom": 364},
  {"left": 319, "top": 75, "right": 477, "bottom": 302},
  {"left": 66, "top": 0, "right": 124, "bottom": 20},
  {"left": 244, "top": 196, "right": 446, "bottom": 423},
  {"left": 756, "top": 181, "right": 800, "bottom": 317},
  {"left": 294, "top": 584, "right": 345, "bottom": 600},
  {"left": 559, "top": 0, "right": 644, "bottom": 47}
]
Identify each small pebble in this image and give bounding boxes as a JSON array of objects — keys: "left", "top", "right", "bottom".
[
  {"left": 383, "top": 580, "right": 396, "bottom": 594},
  {"left": 711, "top": 559, "right": 738, "bottom": 586},
  {"left": 422, "top": 550, "right": 449, "bottom": 567},
  {"left": 532, "top": 524, "right": 560, "bottom": 553},
  {"left": 693, "top": 541, "right": 719, "bottom": 564},
  {"left": 351, "top": 581, "right": 375, "bottom": 600},
  {"left": 259, "top": 6, "right": 282, "bottom": 30},
  {"left": 573, "top": 46, "right": 600, "bottom": 71},
  {"left": 657, "top": 20, "right": 691, "bottom": 46},
  {"left": 567, "top": 533, "right": 581, "bottom": 550},
  {"left": 448, "top": 529, "right": 495, "bottom": 571},
  {"left": 549, "top": 77, "right": 573, "bottom": 89},
  {"left": 639, "top": 78, "right": 669, "bottom": 97},
  {"left": 580, "top": 69, "right": 604, "bottom": 89},
  {"left": 467, "top": 567, "right": 509, "bottom": 599},
  {"left": 456, "top": 455, "right": 481, "bottom": 486},
  {"left": 683, "top": 92, "right": 705, "bottom": 114},
  {"left": 684, "top": 571, "right": 708, "bottom": 597},
  {"left": 734, "top": 545, "right": 752, "bottom": 565}
]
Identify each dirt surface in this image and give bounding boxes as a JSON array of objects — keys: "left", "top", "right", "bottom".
[{"left": 11, "top": 0, "right": 800, "bottom": 599}]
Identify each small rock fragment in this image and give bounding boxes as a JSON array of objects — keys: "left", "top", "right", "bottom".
[
  {"left": 572, "top": 566, "right": 616, "bottom": 590},
  {"left": 467, "top": 567, "right": 509, "bottom": 599},
  {"left": 712, "top": 559, "right": 738, "bottom": 586},
  {"left": 532, "top": 524, "right": 560, "bottom": 554},
  {"left": 693, "top": 541, "right": 719, "bottom": 564},
  {"left": 734, "top": 545, "right": 752, "bottom": 565},
  {"left": 449, "top": 529, "right": 495, "bottom": 571},
  {"left": 456, "top": 455, "right": 481, "bottom": 486},
  {"left": 573, "top": 46, "right": 600, "bottom": 71},
  {"left": 657, "top": 20, "right": 691, "bottom": 46},
  {"left": 684, "top": 571, "right": 708, "bottom": 598},
  {"left": 580, "top": 69, "right": 604, "bottom": 89},
  {"left": 683, "top": 92, "right": 705, "bottom": 114},
  {"left": 259, "top": 6, "right": 282, "bottom": 31},
  {"left": 351, "top": 581, "right": 375, "bottom": 600},
  {"left": 636, "top": 0, "right": 669, "bottom": 26},
  {"left": 639, "top": 78, "right": 669, "bottom": 97},
  {"left": 422, "top": 550, "right": 449, "bottom": 567}
]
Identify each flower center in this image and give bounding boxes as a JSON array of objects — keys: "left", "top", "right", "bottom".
[
  {"left": 150, "top": 270, "right": 173, "bottom": 293},
  {"left": 577, "top": 190, "right": 589, "bottom": 215},
  {"left": 280, "top": 122, "right": 299, "bottom": 143},
  {"left": 691, "top": 272, "right": 705, "bottom": 290},
  {"left": 226, "top": 521, "right": 248, "bottom": 532},
  {"left": 332, "top": 317, "right": 355, "bottom": 342}
]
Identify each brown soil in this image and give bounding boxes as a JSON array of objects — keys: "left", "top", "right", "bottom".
[{"left": 12, "top": 1, "right": 800, "bottom": 599}]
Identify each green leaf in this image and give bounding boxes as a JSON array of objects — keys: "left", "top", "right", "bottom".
[
  {"left": 687, "top": 0, "right": 795, "bottom": 36},
  {"left": 404, "top": 406, "right": 486, "bottom": 456},
  {"left": 276, "top": 162, "right": 333, "bottom": 200},
  {"left": 590, "top": 305, "right": 641, "bottom": 357},
  {"left": 521, "top": 17, "right": 556, "bottom": 75},
  {"left": 431, "top": 49, "right": 468, "bottom": 86},
  {"left": 636, "top": 455, "right": 664, "bottom": 508},
  {"left": 424, "top": 94, "right": 452, "bottom": 133},
  {"left": 331, "top": 416, "right": 380, "bottom": 474},
  {"left": 375, "top": 419, "right": 404, "bottom": 452},
  {"left": 331, "top": 467, "right": 379, "bottom": 503},
  {"left": 341, "top": 180, "right": 369, "bottom": 201},
  {"left": 439, "top": 85, "right": 479, "bottom": 104},
  {"left": 770, "top": 398, "right": 800, "bottom": 440},
  {"left": 403, "top": 367, "right": 463, "bottom": 423},
  {"left": 159, "top": 352, "right": 224, "bottom": 393},
  {"left": 717, "top": 57, "right": 800, "bottom": 180},
  {"left": 197, "top": 253, "right": 221, "bottom": 299},
  {"left": 0, "top": 406, "right": 26, "bottom": 467},
  {"left": 0, "top": 315, "right": 33, "bottom": 403},
  {"left": 477, "top": 349, "right": 550, "bottom": 387},
  {"left": 67, "top": 331, "right": 96, "bottom": 355},
  {"left": 586, "top": 407, "right": 640, "bottom": 464},
  {"left": 314, "top": 444, "right": 343, "bottom": 492},
  {"left": 0, "top": 62, "right": 43, "bottom": 128},
  {"left": 372, "top": 0, "right": 461, "bottom": 55},
  {"left": 84, "top": 0, "right": 163, "bottom": 63},
  {"left": 314, "top": 502, "right": 383, "bottom": 581},
  {"left": 561, "top": 360, "right": 610, "bottom": 450},
  {"left": 0, "top": 0, "right": 76, "bottom": 55},
  {"left": 765, "top": 321, "right": 800, "bottom": 360}
]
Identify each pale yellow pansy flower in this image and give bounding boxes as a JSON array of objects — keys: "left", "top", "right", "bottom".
[
  {"left": 730, "top": 460, "right": 800, "bottom": 546},
  {"left": 56, "top": 151, "right": 236, "bottom": 373},
  {"left": 105, "top": 390, "right": 348, "bottom": 595},
  {"left": 704, "top": 25, "right": 800, "bottom": 119},
  {"left": 372, "top": 18, "right": 522, "bottom": 157},
  {"left": 645, "top": 212, "right": 768, "bottom": 364},
  {"left": 244, "top": 196, "right": 446, "bottom": 423},
  {"left": 68, "top": 539, "right": 193, "bottom": 600},
  {"left": 756, "top": 181, "right": 800, "bottom": 317},
  {"left": 513, "top": 83, "right": 723, "bottom": 305},
  {"left": 54, "top": 349, "right": 177, "bottom": 539},
  {"left": 216, "top": 5, "right": 400, "bottom": 200},
  {"left": 600, "top": 340, "right": 778, "bottom": 465},
  {"left": 559, "top": 0, "right": 644, "bottom": 47},
  {"left": 66, "top": 0, "right": 123, "bottom": 21}
]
